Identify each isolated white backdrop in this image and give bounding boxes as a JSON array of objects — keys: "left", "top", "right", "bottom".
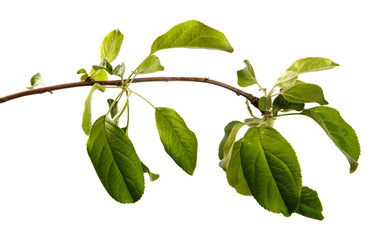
[{"left": 0, "top": 0, "right": 376, "bottom": 239}]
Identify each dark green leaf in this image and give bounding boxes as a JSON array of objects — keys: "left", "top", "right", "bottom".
[
  {"left": 302, "top": 106, "right": 360, "bottom": 173},
  {"left": 240, "top": 126, "right": 302, "bottom": 216},
  {"left": 27, "top": 73, "right": 43, "bottom": 89},
  {"left": 272, "top": 94, "right": 304, "bottom": 114},
  {"left": 141, "top": 162, "right": 160, "bottom": 182},
  {"left": 275, "top": 71, "right": 298, "bottom": 89},
  {"left": 295, "top": 186, "right": 324, "bottom": 220},
  {"left": 155, "top": 107, "right": 198, "bottom": 175},
  {"left": 282, "top": 83, "right": 328, "bottom": 105},
  {"left": 87, "top": 116, "right": 145, "bottom": 203},
  {"left": 82, "top": 84, "right": 106, "bottom": 135},
  {"left": 107, "top": 98, "right": 119, "bottom": 125},
  {"left": 138, "top": 55, "right": 164, "bottom": 74},
  {"left": 150, "top": 20, "right": 234, "bottom": 54},
  {"left": 92, "top": 58, "right": 113, "bottom": 74},
  {"left": 286, "top": 57, "right": 339, "bottom": 74},
  {"left": 100, "top": 29, "right": 124, "bottom": 63},
  {"left": 226, "top": 140, "right": 251, "bottom": 196},
  {"left": 112, "top": 62, "right": 126, "bottom": 78},
  {"left": 258, "top": 96, "right": 271, "bottom": 111},
  {"left": 237, "top": 60, "right": 257, "bottom": 87}
]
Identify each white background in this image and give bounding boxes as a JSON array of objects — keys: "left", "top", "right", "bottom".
[{"left": 0, "top": 0, "right": 377, "bottom": 239}]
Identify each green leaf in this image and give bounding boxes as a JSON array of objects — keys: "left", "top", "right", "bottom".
[
  {"left": 286, "top": 57, "right": 339, "bottom": 74},
  {"left": 90, "top": 68, "right": 108, "bottom": 81},
  {"left": 155, "top": 107, "right": 198, "bottom": 175},
  {"left": 240, "top": 126, "right": 302, "bottom": 216},
  {"left": 218, "top": 121, "right": 243, "bottom": 160},
  {"left": 112, "top": 62, "right": 126, "bottom": 78},
  {"left": 272, "top": 94, "right": 304, "bottom": 114},
  {"left": 237, "top": 60, "right": 257, "bottom": 87},
  {"left": 302, "top": 106, "right": 360, "bottom": 173},
  {"left": 226, "top": 140, "right": 252, "bottom": 196},
  {"left": 138, "top": 55, "right": 164, "bottom": 74},
  {"left": 275, "top": 71, "right": 298, "bottom": 89},
  {"left": 100, "top": 29, "right": 124, "bottom": 63},
  {"left": 107, "top": 98, "right": 119, "bottom": 125},
  {"left": 27, "top": 73, "right": 43, "bottom": 89},
  {"left": 282, "top": 83, "right": 328, "bottom": 105},
  {"left": 258, "top": 96, "right": 271, "bottom": 111},
  {"left": 219, "top": 121, "right": 245, "bottom": 171},
  {"left": 77, "top": 68, "right": 87, "bottom": 74},
  {"left": 92, "top": 58, "right": 113, "bottom": 74},
  {"left": 295, "top": 186, "right": 324, "bottom": 220},
  {"left": 80, "top": 73, "right": 89, "bottom": 81},
  {"left": 150, "top": 20, "right": 234, "bottom": 54},
  {"left": 87, "top": 116, "right": 145, "bottom": 203},
  {"left": 82, "top": 84, "right": 106, "bottom": 135},
  {"left": 141, "top": 162, "right": 160, "bottom": 182}
]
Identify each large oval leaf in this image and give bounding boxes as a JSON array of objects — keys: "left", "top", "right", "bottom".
[
  {"left": 100, "top": 29, "right": 124, "bottom": 63},
  {"left": 155, "top": 107, "right": 198, "bottom": 175},
  {"left": 282, "top": 83, "right": 328, "bottom": 105},
  {"left": 87, "top": 115, "right": 145, "bottom": 203},
  {"left": 150, "top": 20, "right": 234, "bottom": 54},
  {"left": 302, "top": 106, "right": 360, "bottom": 173},
  {"left": 240, "top": 126, "right": 302, "bottom": 216},
  {"left": 286, "top": 57, "right": 339, "bottom": 74}
]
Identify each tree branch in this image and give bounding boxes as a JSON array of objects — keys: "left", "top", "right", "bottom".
[{"left": 0, "top": 77, "right": 261, "bottom": 110}]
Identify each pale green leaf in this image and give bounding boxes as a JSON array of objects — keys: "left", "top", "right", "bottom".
[
  {"left": 240, "top": 126, "right": 302, "bottom": 216},
  {"left": 237, "top": 60, "right": 257, "bottom": 87},
  {"left": 150, "top": 20, "right": 234, "bottom": 54},
  {"left": 286, "top": 57, "right": 339, "bottom": 74},
  {"left": 138, "top": 55, "right": 164, "bottom": 74},
  {"left": 219, "top": 121, "right": 245, "bottom": 171},
  {"left": 90, "top": 68, "right": 108, "bottom": 82},
  {"left": 77, "top": 68, "right": 87, "bottom": 74},
  {"left": 155, "top": 107, "right": 197, "bottom": 175},
  {"left": 100, "top": 29, "right": 124, "bottom": 63},
  {"left": 92, "top": 58, "right": 113, "bottom": 74},
  {"left": 27, "top": 73, "right": 43, "bottom": 89},
  {"left": 82, "top": 84, "right": 106, "bottom": 135},
  {"left": 282, "top": 83, "right": 328, "bottom": 105},
  {"left": 226, "top": 140, "right": 252, "bottom": 196},
  {"left": 275, "top": 71, "right": 298, "bottom": 89},
  {"left": 295, "top": 186, "right": 324, "bottom": 220},
  {"left": 107, "top": 98, "right": 119, "bottom": 125},
  {"left": 141, "top": 162, "right": 160, "bottom": 182},
  {"left": 86, "top": 116, "right": 145, "bottom": 203},
  {"left": 112, "top": 62, "right": 126, "bottom": 78},
  {"left": 302, "top": 106, "right": 360, "bottom": 173},
  {"left": 218, "top": 121, "right": 242, "bottom": 160}
]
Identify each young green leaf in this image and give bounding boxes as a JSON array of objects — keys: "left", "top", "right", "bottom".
[
  {"left": 92, "top": 58, "right": 113, "bottom": 74},
  {"left": 240, "top": 126, "right": 302, "bottom": 216},
  {"left": 155, "top": 107, "right": 198, "bottom": 175},
  {"left": 107, "top": 98, "right": 119, "bottom": 125},
  {"left": 226, "top": 140, "right": 252, "bottom": 196},
  {"left": 100, "top": 29, "right": 124, "bottom": 63},
  {"left": 112, "top": 62, "right": 126, "bottom": 78},
  {"left": 275, "top": 71, "right": 298, "bottom": 89},
  {"left": 90, "top": 68, "right": 108, "bottom": 81},
  {"left": 258, "top": 96, "right": 271, "bottom": 111},
  {"left": 295, "top": 186, "right": 324, "bottom": 220},
  {"left": 141, "top": 162, "right": 160, "bottom": 182},
  {"left": 77, "top": 69, "right": 89, "bottom": 81},
  {"left": 302, "top": 106, "right": 360, "bottom": 173},
  {"left": 77, "top": 68, "right": 87, "bottom": 75},
  {"left": 138, "top": 55, "right": 164, "bottom": 74},
  {"left": 219, "top": 121, "right": 245, "bottom": 171},
  {"left": 272, "top": 94, "right": 304, "bottom": 115},
  {"left": 150, "top": 20, "right": 234, "bottom": 54},
  {"left": 82, "top": 84, "right": 106, "bottom": 135},
  {"left": 286, "top": 57, "right": 339, "bottom": 74},
  {"left": 237, "top": 60, "right": 257, "bottom": 87},
  {"left": 87, "top": 116, "right": 145, "bottom": 203},
  {"left": 27, "top": 73, "right": 43, "bottom": 89},
  {"left": 282, "top": 83, "right": 328, "bottom": 105},
  {"left": 218, "top": 121, "right": 242, "bottom": 160}
]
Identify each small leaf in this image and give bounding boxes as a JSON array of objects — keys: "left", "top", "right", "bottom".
[
  {"left": 155, "top": 107, "right": 198, "bottom": 175},
  {"left": 107, "top": 98, "right": 119, "bottom": 125},
  {"left": 150, "top": 20, "right": 234, "bottom": 54},
  {"left": 138, "top": 55, "right": 164, "bottom": 74},
  {"left": 237, "top": 60, "right": 257, "bottom": 87},
  {"left": 219, "top": 121, "right": 245, "bottom": 171},
  {"left": 77, "top": 68, "right": 88, "bottom": 74},
  {"left": 302, "top": 106, "right": 360, "bottom": 173},
  {"left": 112, "top": 62, "right": 126, "bottom": 78},
  {"left": 90, "top": 68, "right": 108, "bottom": 82},
  {"left": 141, "top": 162, "right": 160, "bottom": 182},
  {"left": 240, "top": 126, "right": 302, "bottom": 216},
  {"left": 92, "top": 58, "right": 113, "bottom": 74},
  {"left": 218, "top": 121, "right": 242, "bottom": 160},
  {"left": 87, "top": 116, "right": 145, "bottom": 203},
  {"left": 100, "top": 29, "right": 124, "bottom": 63},
  {"left": 272, "top": 94, "right": 304, "bottom": 114},
  {"left": 27, "top": 73, "right": 43, "bottom": 89},
  {"left": 282, "top": 83, "right": 328, "bottom": 105},
  {"left": 275, "top": 71, "right": 298, "bottom": 89},
  {"left": 286, "top": 57, "right": 339, "bottom": 74},
  {"left": 80, "top": 73, "right": 89, "bottom": 81},
  {"left": 258, "top": 96, "right": 271, "bottom": 111},
  {"left": 82, "top": 84, "right": 106, "bottom": 135},
  {"left": 295, "top": 186, "right": 324, "bottom": 220},
  {"left": 226, "top": 140, "right": 252, "bottom": 196}
]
